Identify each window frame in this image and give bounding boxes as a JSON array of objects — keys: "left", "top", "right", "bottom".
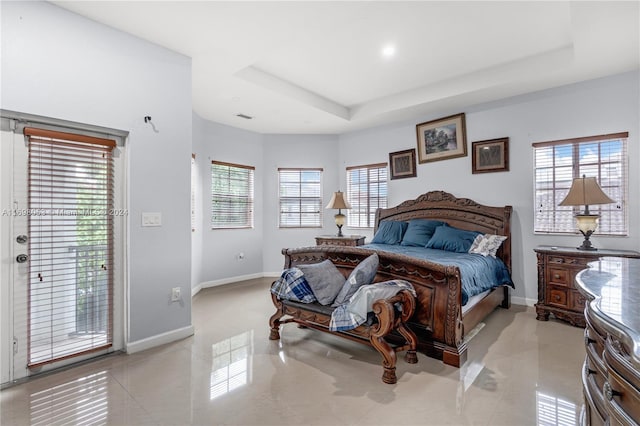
[
  {"left": 211, "top": 160, "right": 255, "bottom": 229},
  {"left": 191, "top": 153, "right": 196, "bottom": 232},
  {"left": 346, "top": 162, "right": 388, "bottom": 229},
  {"left": 532, "top": 132, "right": 628, "bottom": 236},
  {"left": 277, "top": 168, "right": 323, "bottom": 229}
]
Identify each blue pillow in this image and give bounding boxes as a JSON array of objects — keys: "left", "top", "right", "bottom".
[
  {"left": 371, "top": 220, "right": 408, "bottom": 245},
  {"left": 401, "top": 219, "right": 446, "bottom": 247},
  {"left": 425, "top": 225, "right": 481, "bottom": 253}
]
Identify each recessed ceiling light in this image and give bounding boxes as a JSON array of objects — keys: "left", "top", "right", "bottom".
[{"left": 381, "top": 44, "right": 395, "bottom": 58}]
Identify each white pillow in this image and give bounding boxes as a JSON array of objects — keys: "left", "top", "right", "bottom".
[{"left": 468, "top": 234, "right": 507, "bottom": 257}]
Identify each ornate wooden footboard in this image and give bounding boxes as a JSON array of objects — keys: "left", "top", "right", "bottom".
[{"left": 281, "top": 191, "right": 513, "bottom": 367}]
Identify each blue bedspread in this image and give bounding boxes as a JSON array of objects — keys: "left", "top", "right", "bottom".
[{"left": 362, "top": 243, "right": 514, "bottom": 305}]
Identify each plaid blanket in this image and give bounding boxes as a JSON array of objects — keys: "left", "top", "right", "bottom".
[
  {"left": 329, "top": 280, "right": 415, "bottom": 331},
  {"left": 270, "top": 267, "right": 317, "bottom": 303}
]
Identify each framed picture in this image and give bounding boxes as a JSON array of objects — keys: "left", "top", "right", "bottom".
[
  {"left": 471, "top": 137, "right": 509, "bottom": 174},
  {"left": 389, "top": 149, "right": 417, "bottom": 180},
  {"left": 416, "top": 113, "right": 467, "bottom": 163}
]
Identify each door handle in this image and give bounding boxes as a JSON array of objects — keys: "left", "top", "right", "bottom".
[{"left": 16, "top": 254, "right": 28, "bottom": 263}]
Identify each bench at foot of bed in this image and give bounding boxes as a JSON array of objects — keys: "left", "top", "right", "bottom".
[{"left": 269, "top": 289, "right": 418, "bottom": 384}]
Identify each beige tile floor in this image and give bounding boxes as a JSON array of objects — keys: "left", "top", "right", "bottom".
[{"left": 1, "top": 277, "right": 585, "bottom": 426}]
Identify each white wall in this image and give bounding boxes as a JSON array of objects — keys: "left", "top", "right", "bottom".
[
  {"left": 3, "top": 2, "right": 637, "bottom": 329},
  {"left": 1, "top": 2, "right": 193, "bottom": 344},
  {"left": 262, "top": 134, "right": 340, "bottom": 273},
  {"left": 192, "top": 118, "right": 265, "bottom": 287},
  {"left": 338, "top": 71, "right": 640, "bottom": 305}
]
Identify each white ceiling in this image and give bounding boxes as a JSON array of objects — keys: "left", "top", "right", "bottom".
[{"left": 52, "top": 1, "right": 639, "bottom": 134}]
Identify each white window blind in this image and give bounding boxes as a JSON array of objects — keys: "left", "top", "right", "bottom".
[
  {"left": 533, "top": 132, "right": 628, "bottom": 235},
  {"left": 347, "top": 163, "right": 388, "bottom": 228},
  {"left": 25, "top": 127, "right": 115, "bottom": 368},
  {"left": 278, "top": 168, "right": 322, "bottom": 228},
  {"left": 191, "top": 154, "right": 196, "bottom": 232},
  {"left": 211, "top": 161, "right": 254, "bottom": 229}
]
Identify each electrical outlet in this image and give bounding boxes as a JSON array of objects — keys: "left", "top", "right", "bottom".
[{"left": 171, "top": 287, "right": 181, "bottom": 302}]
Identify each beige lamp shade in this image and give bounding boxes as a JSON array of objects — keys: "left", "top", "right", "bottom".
[
  {"left": 559, "top": 176, "right": 614, "bottom": 212},
  {"left": 325, "top": 191, "right": 351, "bottom": 210}
]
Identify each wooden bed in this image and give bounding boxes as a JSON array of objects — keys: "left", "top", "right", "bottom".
[{"left": 280, "top": 190, "right": 513, "bottom": 367}]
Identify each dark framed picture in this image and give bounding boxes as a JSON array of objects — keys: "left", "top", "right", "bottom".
[
  {"left": 471, "top": 137, "right": 509, "bottom": 174},
  {"left": 389, "top": 149, "right": 417, "bottom": 180},
  {"left": 416, "top": 113, "right": 467, "bottom": 163}
]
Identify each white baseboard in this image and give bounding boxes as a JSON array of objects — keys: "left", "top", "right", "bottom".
[
  {"left": 511, "top": 296, "right": 536, "bottom": 307},
  {"left": 192, "top": 272, "right": 280, "bottom": 297},
  {"left": 126, "top": 325, "right": 194, "bottom": 354}
]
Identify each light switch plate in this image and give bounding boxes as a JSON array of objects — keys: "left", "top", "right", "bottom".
[{"left": 142, "top": 212, "right": 162, "bottom": 227}]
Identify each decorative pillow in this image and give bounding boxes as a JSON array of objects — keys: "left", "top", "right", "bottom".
[
  {"left": 297, "top": 260, "right": 346, "bottom": 305},
  {"left": 371, "top": 220, "right": 408, "bottom": 245},
  {"left": 400, "top": 219, "right": 446, "bottom": 247},
  {"left": 469, "top": 234, "right": 508, "bottom": 257},
  {"left": 425, "top": 225, "right": 481, "bottom": 253},
  {"left": 270, "top": 267, "right": 316, "bottom": 303},
  {"left": 332, "top": 253, "right": 379, "bottom": 307},
  {"left": 468, "top": 234, "right": 484, "bottom": 253}
]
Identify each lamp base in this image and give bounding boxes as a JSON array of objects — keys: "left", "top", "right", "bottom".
[
  {"left": 577, "top": 231, "right": 597, "bottom": 251},
  {"left": 336, "top": 225, "right": 344, "bottom": 237}
]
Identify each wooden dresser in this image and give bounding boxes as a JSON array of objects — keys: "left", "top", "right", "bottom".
[
  {"left": 534, "top": 246, "right": 640, "bottom": 327},
  {"left": 575, "top": 257, "right": 640, "bottom": 425},
  {"left": 315, "top": 235, "right": 365, "bottom": 247}
]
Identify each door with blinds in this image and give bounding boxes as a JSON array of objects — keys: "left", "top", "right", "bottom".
[
  {"left": 24, "top": 127, "right": 115, "bottom": 369},
  {"left": 2, "top": 123, "right": 124, "bottom": 381}
]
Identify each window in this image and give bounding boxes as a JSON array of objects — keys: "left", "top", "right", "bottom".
[
  {"left": 278, "top": 168, "right": 322, "bottom": 228},
  {"left": 191, "top": 154, "right": 196, "bottom": 232},
  {"left": 533, "top": 132, "right": 628, "bottom": 235},
  {"left": 346, "top": 163, "right": 388, "bottom": 228},
  {"left": 211, "top": 161, "right": 254, "bottom": 229}
]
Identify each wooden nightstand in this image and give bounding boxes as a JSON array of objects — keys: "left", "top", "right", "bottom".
[
  {"left": 534, "top": 245, "right": 640, "bottom": 327},
  {"left": 315, "top": 235, "right": 365, "bottom": 247}
]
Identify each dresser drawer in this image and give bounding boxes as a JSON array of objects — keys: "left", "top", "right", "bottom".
[
  {"left": 584, "top": 362, "right": 608, "bottom": 421},
  {"left": 604, "top": 367, "right": 640, "bottom": 424},
  {"left": 547, "top": 287, "right": 568, "bottom": 308}
]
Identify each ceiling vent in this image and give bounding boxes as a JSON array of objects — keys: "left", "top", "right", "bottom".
[{"left": 236, "top": 113, "right": 253, "bottom": 120}]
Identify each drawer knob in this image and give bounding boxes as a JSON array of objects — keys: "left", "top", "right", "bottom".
[
  {"left": 603, "top": 382, "right": 621, "bottom": 401},
  {"left": 554, "top": 274, "right": 561, "bottom": 279},
  {"left": 554, "top": 295, "right": 561, "bottom": 301},
  {"left": 584, "top": 364, "right": 597, "bottom": 376}
]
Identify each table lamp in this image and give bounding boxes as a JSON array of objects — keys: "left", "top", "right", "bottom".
[
  {"left": 325, "top": 191, "right": 351, "bottom": 237},
  {"left": 558, "top": 175, "right": 614, "bottom": 251}
]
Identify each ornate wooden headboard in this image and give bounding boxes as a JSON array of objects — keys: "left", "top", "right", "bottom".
[{"left": 374, "top": 191, "right": 513, "bottom": 272}]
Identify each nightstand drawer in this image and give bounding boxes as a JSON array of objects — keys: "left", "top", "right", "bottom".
[
  {"left": 548, "top": 255, "right": 590, "bottom": 267},
  {"left": 570, "top": 290, "right": 586, "bottom": 311},
  {"left": 315, "top": 235, "right": 365, "bottom": 247},
  {"left": 548, "top": 267, "right": 571, "bottom": 286},
  {"left": 547, "top": 287, "right": 568, "bottom": 307}
]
